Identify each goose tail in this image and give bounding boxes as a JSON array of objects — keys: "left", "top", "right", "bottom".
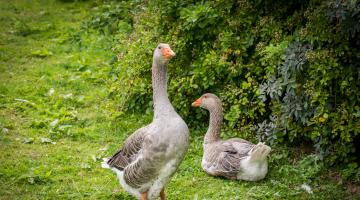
[
  {"left": 101, "top": 158, "right": 111, "bottom": 169},
  {"left": 250, "top": 142, "right": 271, "bottom": 162}
]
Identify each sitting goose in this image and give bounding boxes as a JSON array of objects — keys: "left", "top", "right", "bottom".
[
  {"left": 192, "top": 93, "right": 270, "bottom": 181},
  {"left": 102, "top": 44, "right": 189, "bottom": 200}
]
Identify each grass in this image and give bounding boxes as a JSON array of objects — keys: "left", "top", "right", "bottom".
[{"left": 0, "top": 0, "right": 357, "bottom": 199}]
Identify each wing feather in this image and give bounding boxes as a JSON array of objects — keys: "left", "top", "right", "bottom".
[
  {"left": 205, "top": 140, "right": 255, "bottom": 179},
  {"left": 107, "top": 126, "right": 149, "bottom": 170},
  {"left": 123, "top": 154, "right": 158, "bottom": 188},
  {"left": 123, "top": 134, "right": 167, "bottom": 189}
]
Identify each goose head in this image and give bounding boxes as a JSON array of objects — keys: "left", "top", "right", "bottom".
[
  {"left": 153, "top": 43, "right": 176, "bottom": 65},
  {"left": 192, "top": 93, "right": 222, "bottom": 112}
]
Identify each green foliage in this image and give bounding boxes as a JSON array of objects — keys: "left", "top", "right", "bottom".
[
  {"left": 81, "top": 1, "right": 133, "bottom": 35},
  {"left": 326, "top": 0, "right": 360, "bottom": 38},
  {"left": 341, "top": 162, "right": 360, "bottom": 183},
  {"left": 256, "top": 0, "right": 360, "bottom": 164},
  {"left": 103, "top": 0, "right": 360, "bottom": 165},
  {"left": 18, "top": 167, "right": 52, "bottom": 185},
  {"left": 0, "top": 0, "right": 357, "bottom": 199},
  {"left": 5, "top": 0, "right": 360, "bottom": 167}
]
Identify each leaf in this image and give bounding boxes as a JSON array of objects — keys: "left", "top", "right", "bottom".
[
  {"left": 23, "top": 138, "right": 34, "bottom": 144},
  {"left": 2, "top": 128, "right": 9, "bottom": 134},
  {"left": 49, "top": 119, "right": 59, "bottom": 127},
  {"left": 40, "top": 137, "right": 56, "bottom": 144},
  {"left": 300, "top": 183, "right": 313, "bottom": 194},
  {"left": 48, "top": 88, "right": 55, "bottom": 96},
  {"left": 63, "top": 93, "right": 73, "bottom": 99},
  {"left": 58, "top": 125, "right": 72, "bottom": 130},
  {"left": 31, "top": 49, "right": 53, "bottom": 58},
  {"left": 28, "top": 177, "right": 35, "bottom": 184},
  {"left": 14, "top": 98, "right": 29, "bottom": 103}
]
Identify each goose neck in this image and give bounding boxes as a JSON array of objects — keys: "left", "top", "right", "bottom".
[
  {"left": 152, "top": 61, "right": 174, "bottom": 118},
  {"left": 204, "top": 105, "right": 223, "bottom": 144}
]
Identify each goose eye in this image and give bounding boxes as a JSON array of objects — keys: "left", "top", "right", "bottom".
[{"left": 158, "top": 46, "right": 161, "bottom": 49}]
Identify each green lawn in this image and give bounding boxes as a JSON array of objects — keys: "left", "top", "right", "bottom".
[{"left": 0, "top": 0, "right": 356, "bottom": 199}]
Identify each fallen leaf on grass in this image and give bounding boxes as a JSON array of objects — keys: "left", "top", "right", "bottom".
[
  {"left": 301, "top": 183, "right": 313, "bottom": 194},
  {"left": 58, "top": 125, "right": 72, "bottom": 130},
  {"left": 14, "top": 98, "right": 30, "bottom": 103},
  {"left": 23, "top": 137, "right": 34, "bottom": 144},
  {"left": 49, "top": 119, "right": 59, "bottom": 127},
  {"left": 63, "top": 93, "right": 73, "bottom": 99},
  {"left": 49, "top": 88, "right": 55, "bottom": 96},
  {"left": 31, "top": 49, "right": 53, "bottom": 58},
  {"left": 2, "top": 128, "right": 9, "bottom": 134},
  {"left": 40, "top": 137, "right": 56, "bottom": 144}
]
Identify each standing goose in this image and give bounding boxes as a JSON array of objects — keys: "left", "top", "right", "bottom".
[
  {"left": 102, "top": 44, "right": 189, "bottom": 200},
  {"left": 192, "top": 93, "right": 270, "bottom": 181}
]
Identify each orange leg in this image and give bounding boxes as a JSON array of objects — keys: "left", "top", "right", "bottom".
[
  {"left": 160, "top": 188, "right": 166, "bottom": 200},
  {"left": 140, "top": 192, "right": 148, "bottom": 200}
]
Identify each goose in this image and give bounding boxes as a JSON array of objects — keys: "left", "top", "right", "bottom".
[
  {"left": 192, "top": 93, "right": 270, "bottom": 181},
  {"left": 102, "top": 44, "right": 189, "bottom": 200}
]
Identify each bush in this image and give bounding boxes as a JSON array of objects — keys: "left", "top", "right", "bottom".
[{"left": 84, "top": 0, "right": 360, "bottom": 165}]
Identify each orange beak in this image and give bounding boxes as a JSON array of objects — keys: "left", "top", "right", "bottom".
[
  {"left": 162, "top": 47, "right": 175, "bottom": 60},
  {"left": 191, "top": 98, "right": 202, "bottom": 107}
]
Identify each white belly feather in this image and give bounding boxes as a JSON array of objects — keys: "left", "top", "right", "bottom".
[
  {"left": 236, "top": 157, "right": 268, "bottom": 181},
  {"left": 114, "top": 168, "right": 141, "bottom": 198},
  {"left": 109, "top": 159, "right": 178, "bottom": 200},
  {"left": 148, "top": 159, "right": 179, "bottom": 199}
]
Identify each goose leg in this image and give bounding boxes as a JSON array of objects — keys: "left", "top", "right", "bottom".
[
  {"left": 140, "top": 192, "right": 148, "bottom": 200},
  {"left": 160, "top": 188, "right": 166, "bottom": 200}
]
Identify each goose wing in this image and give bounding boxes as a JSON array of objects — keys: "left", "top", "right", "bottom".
[
  {"left": 215, "top": 140, "right": 254, "bottom": 177},
  {"left": 227, "top": 138, "right": 253, "bottom": 145},
  {"left": 123, "top": 129, "right": 169, "bottom": 188},
  {"left": 107, "top": 125, "right": 149, "bottom": 170},
  {"left": 108, "top": 125, "right": 167, "bottom": 188}
]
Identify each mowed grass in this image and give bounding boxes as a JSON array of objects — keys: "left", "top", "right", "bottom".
[{"left": 0, "top": 1, "right": 356, "bottom": 199}]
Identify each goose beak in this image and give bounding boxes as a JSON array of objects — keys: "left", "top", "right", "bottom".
[
  {"left": 191, "top": 98, "right": 202, "bottom": 107},
  {"left": 163, "top": 47, "right": 175, "bottom": 60}
]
